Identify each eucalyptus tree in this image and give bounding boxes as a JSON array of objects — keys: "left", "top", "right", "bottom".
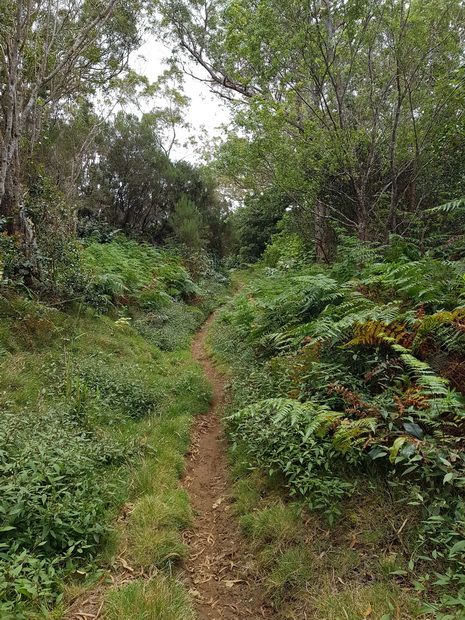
[
  {"left": 160, "top": 0, "right": 465, "bottom": 255},
  {"left": 0, "top": 0, "right": 143, "bottom": 238}
]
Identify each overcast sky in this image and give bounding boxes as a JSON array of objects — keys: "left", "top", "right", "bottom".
[{"left": 130, "top": 37, "right": 231, "bottom": 162}]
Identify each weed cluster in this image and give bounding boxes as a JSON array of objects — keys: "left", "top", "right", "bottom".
[{"left": 0, "top": 407, "right": 128, "bottom": 617}]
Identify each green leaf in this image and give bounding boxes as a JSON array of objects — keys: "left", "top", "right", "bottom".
[
  {"left": 403, "top": 422, "right": 423, "bottom": 440},
  {"left": 449, "top": 540, "right": 465, "bottom": 557},
  {"left": 389, "top": 437, "right": 406, "bottom": 463}
]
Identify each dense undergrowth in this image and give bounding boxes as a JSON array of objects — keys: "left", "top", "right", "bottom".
[
  {"left": 0, "top": 237, "right": 229, "bottom": 618},
  {"left": 211, "top": 238, "right": 465, "bottom": 619}
]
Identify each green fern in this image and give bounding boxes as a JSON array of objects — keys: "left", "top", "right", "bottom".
[
  {"left": 412, "top": 308, "right": 465, "bottom": 354},
  {"left": 332, "top": 417, "right": 378, "bottom": 453},
  {"left": 367, "top": 260, "right": 464, "bottom": 309},
  {"left": 427, "top": 198, "right": 465, "bottom": 214},
  {"left": 390, "top": 344, "right": 465, "bottom": 419},
  {"left": 229, "top": 398, "right": 376, "bottom": 452},
  {"left": 392, "top": 344, "right": 450, "bottom": 396}
]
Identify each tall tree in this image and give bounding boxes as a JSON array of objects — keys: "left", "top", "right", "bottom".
[
  {"left": 83, "top": 112, "right": 230, "bottom": 251},
  {"left": 0, "top": 0, "right": 142, "bottom": 237},
  {"left": 161, "top": 0, "right": 465, "bottom": 252}
]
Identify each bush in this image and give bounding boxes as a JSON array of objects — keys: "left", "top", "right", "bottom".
[
  {"left": 228, "top": 399, "right": 357, "bottom": 523},
  {"left": 0, "top": 407, "right": 128, "bottom": 613},
  {"left": 134, "top": 303, "right": 204, "bottom": 352},
  {"left": 77, "top": 358, "right": 161, "bottom": 420}
]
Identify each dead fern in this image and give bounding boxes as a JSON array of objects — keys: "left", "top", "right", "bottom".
[
  {"left": 348, "top": 320, "right": 407, "bottom": 347},
  {"left": 328, "top": 384, "right": 381, "bottom": 419},
  {"left": 395, "top": 387, "right": 429, "bottom": 414}
]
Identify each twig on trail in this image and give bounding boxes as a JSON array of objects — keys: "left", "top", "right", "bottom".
[
  {"left": 95, "top": 601, "right": 105, "bottom": 619},
  {"left": 190, "top": 546, "right": 206, "bottom": 560}
]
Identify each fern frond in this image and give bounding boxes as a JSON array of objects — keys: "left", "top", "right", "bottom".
[
  {"left": 228, "top": 397, "right": 379, "bottom": 455},
  {"left": 348, "top": 320, "right": 407, "bottom": 347},
  {"left": 427, "top": 198, "right": 465, "bottom": 214},
  {"left": 412, "top": 308, "right": 465, "bottom": 354},
  {"left": 392, "top": 344, "right": 450, "bottom": 396},
  {"left": 332, "top": 417, "right": 378, "bottom": 453},
  {"left": 228, "top": 398, "right": 342, "bottom": 441}
]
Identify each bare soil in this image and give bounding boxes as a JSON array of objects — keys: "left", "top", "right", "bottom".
[{"left": 183, "top": 314, "right": 271, "bottom": 619}]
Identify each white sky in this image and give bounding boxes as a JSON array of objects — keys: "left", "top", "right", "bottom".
[{"left": 130, "top": 37, "right": 231, "bottom": 162}]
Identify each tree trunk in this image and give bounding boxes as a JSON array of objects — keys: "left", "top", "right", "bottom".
[{"left": 314, "top": 199, "right": 333, "bottom": 263}]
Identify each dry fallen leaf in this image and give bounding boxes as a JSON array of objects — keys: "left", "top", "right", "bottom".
[
  {"left": 362, "top": 602, "right": 373, "bottom": 617},
  {"left": 118, "top": 557, "right": 135, "bottom": 573},
  {"left": 212, "top": 497, "right": 224, "bottom": 509},
  {"left": 222, "top": 579, "right": 244, "bottom": 587}
]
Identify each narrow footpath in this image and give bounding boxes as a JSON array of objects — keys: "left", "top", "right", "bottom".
[{"left": 183, "top": 314, "right": 270, "bottom": 619}]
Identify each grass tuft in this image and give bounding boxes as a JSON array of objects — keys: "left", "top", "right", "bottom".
[
  {"left": 105, "top": 575, "right": 195, "bottom": 620},
  {"left": 128, "top": 490, "right": 193, "bottom": 569},
  {"left": 240, "top": 502, "right": 304, "bottom": 546}
]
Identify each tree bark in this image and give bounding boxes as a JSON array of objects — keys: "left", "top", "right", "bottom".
[{"left": 314, "top": 199, "right": 332, "bottom": 263}]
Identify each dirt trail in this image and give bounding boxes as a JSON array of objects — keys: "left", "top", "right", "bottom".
[{"left": 183, "top": 314, "right": 270, "bottom": 619}]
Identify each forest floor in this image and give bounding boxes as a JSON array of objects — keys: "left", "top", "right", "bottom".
[{"left": 182, "top": 313, "right": 271, "bottom": 619}]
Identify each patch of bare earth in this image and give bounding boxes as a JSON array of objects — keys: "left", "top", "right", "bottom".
[{"left": 183, "top": 314, "right": 271, "bottom": 619}]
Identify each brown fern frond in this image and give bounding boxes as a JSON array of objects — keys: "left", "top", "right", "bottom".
[
  {"left": 397, "top": 386, "right": 429, "bottom": 412},
  {"left": 415, "top": 303, "right": 426, "bottom": 319},
  {"left": 394, "top": 395, "right": 405, "bottom": 415},
  {"left": 328, "top": 384, "right": 381, "bottom": 419},
  {"left": 348, "top": 320, "right": 407, "bottom": 347}
]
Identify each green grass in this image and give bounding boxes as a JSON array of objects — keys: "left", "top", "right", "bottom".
[
  {"left": 308, "top": 581, "right": 422, "bottom": 620},
  {"left": 267, "top": 546, "right": 314, "bottom": 603},
  {"left": 0, "top": 290, "right": 213, "bottom": 618},
  {"left": 240, "top": 502, "right": 304, "bottom": 547},
  {"left": 229, "top": 466, "right": 425, "bottom": 618},
  {"left": 105, "top": 576, "right": 195, "bottom": 620}
]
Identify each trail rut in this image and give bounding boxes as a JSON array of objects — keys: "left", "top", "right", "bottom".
[{"left": 183, "top": 314, "right": 270, "bottom": 619}]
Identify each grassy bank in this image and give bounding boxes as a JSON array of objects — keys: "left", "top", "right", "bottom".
[{"left": 0, "top": 239, "right": 229, "bottom": 619}]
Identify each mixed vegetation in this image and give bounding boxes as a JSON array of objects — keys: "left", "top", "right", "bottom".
[
  {"left": 2, "top": 0, "right": 465, "bottom": 618},
  {"left": 211, "top": 233, "right": 465, "bottom": 618},
  {"left": 0, "top": 236, "right": 229, "bottom": 618}
]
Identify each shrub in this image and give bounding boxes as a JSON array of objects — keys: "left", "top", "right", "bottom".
[
  {"left": 77, "top": 358, "right": 161, "bottom": 419},
  {"left": 228, "top": 399, "right": 358, "bottom": 523},
  {"left": 134, "top": 303, "right": 204, "bottom": 351},
  {"left": 0, "top": 407, "right": 128, "bottom": 612}
]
